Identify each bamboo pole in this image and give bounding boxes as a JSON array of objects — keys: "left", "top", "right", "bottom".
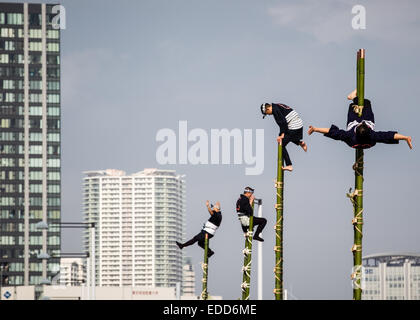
[
  {"left": 274, "top": 141, "right": 284, "bottom": 300},
  {"left": 256, "top": 199, "right": 263, "bottom": 300},
  {"left": 201, "top": 233, "right": 209, "bottom": 300},
  {"left": 241, "top": 203, "right": 254, "bottom": 300},
  {"left": 351, "top": 48, "right": 365, "bottom": 300}
]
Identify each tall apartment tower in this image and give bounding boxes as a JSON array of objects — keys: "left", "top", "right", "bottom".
[
  {"left": 0, "top": 3, "right": 61, "bottom": 287},
  {"left": 83, "top": 169, "right": 185, "bottom": 288}
]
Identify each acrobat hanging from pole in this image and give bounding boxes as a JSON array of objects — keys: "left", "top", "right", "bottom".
[
  {"left": 176, "top": 200, "right": 222, "bottom": 258},
  {"left": 307, "top": 89, "right": 413, "bottom": 149}
]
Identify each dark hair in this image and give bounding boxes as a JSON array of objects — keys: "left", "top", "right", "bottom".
[
  {"left": 355, "top": 122, "right": 371, "bottom": 144},
  {"left": 244, "top": 186, "right": 254, "bottom": 193}
]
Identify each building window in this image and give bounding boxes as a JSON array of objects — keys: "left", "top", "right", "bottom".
[
  {"left": 29, "top": 54, "right": 42, "bottom": 64},
  {"left": 47, "top": 30, "right": 59, "bottom": 39},
  {"left": 29, "top": 197, "right": 42, "bottom": 206},
  {"left": 29, "top": 210, "right": 42, "bottom": 219},
  {"left": 0, "top": 53, "right": 9, "bottom": 63},
  {"left": 2, "top": 79, "right": 14, "bottom": 89},
  {"left": 29, "top": 41, "right": 42, "bottom": 51},
  {"left": 10, "top": 263, "right": 23, "bottom": 272},
  {"left": 47, "top": 68, "right": 59, "bottom": 79},
  {"left": 29, "top": 183, "right": 42, "bottom": 193},
  {"left": 48, "top": 171, "right": 60, "bottom": 180},
  {"left": 30, "top": 133, "right": 43, "bottom": 141},
  {"left": 30, "top": 171, "right": 43, "bottom": 180},
  {"left": 29, "top": 145, "right": 42, "bottom": 154},
  {"left": 48, "top": 210, "right": 60, "bottom": 219},
  {"left": 30, "top": 93, "right": 43, "bottom": 103},
  {"left": 48, "top": 145, "right": 60, "bottom": 155},
  {"left": 30, "top": 263, "right": 43, "bottom": 272},
  {"left": 29, "top": 14, "right": 41, "bottom": 27},
  {"left": 47, "top": 94, "right": 60, "bottom": 103},
  {"left": 0, "top": 28, "right": 15, "bottom": 37},
  {"left": 47, "top": 119, "right": 60, "bottom": 129},
  {"left": 47, "top": 43, "right": 59, "bottom": 52},
  {"left": 29, "top": 158, "right": 43, "bottom": 167},
  {"left": 10, "top": 53, "right": 24, "bottom": 64},
  {"left": 6, "top": 13, "right": 23, "bottom": 25},
  {"left": 29, "top": 67, "right": 41, "bottom": 77},
  {"left": 0, "top": 236, "right": 16, "bottom": 245},
  {"left": 48, "top": 184, "right": 60, "bottom": 193},
  {"left": 29, "top": 29, "right": 42, "bottom": 38},
  {"left": 0, "top": 118, "right": 10, "bottom": 128},
  {"left": 47, "top": 159, "right": 60, "bottom": 167},
  {"left": 30, "top": 106, "right": 43, "bottom": 116},
  {"left": 48, "top": 236, "right": 60, "bottom": 245},
  {"left": 47, "top": 133, "right": 60, "bottom": 142},
  {"left": 48, "top": 106, "right": 60, "bottom": 116},
  {"left": 0, "top": 158, "right": 15, "bottom": 167},
  {"left": 29, "top": 118, "right": 42, "bottom": 129},
  {"left": 47, "top": 54, "right": 59, "bottom": 65}
]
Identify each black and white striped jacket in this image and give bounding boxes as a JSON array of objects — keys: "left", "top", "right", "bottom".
[{"left": 271, "top": 103, "right": 303, "bottom": 135}]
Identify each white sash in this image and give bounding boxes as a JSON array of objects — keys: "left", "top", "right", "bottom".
[
  {"left": 203, "top": 221, "right": 218, "bottom": 235},
  {"left": 347, "top": 120, "right": 375, "bottom": 132},
  {"left": 238, "top": 215, "right": 250, "bottom": 227}
]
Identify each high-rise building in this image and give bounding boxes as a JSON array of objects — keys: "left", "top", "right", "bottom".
[
  {"left": 182, "top": 256, "right": 195, "bottom": 296},
  {"left": 0, "top": 3, "right": 61, "bottom": 287},
  {"left": 83, "top": 169, "right": 185, "bottom": 288},
  {"left": 362, "top": 253, "right": 420, "bottom": 300},
  {"left": 59, "top": 258, "right": 86, "bottom": 286}
]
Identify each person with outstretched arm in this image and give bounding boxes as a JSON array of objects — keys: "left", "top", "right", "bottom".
[
  {"left": 236, "top": 186, "right": 266, "bottom": 242},
  {"left": 176, "top": 201, "right": 222, "bottom": 258},
  {"left": 308, "top": 89, "right": 413, "bottom": 149},
  {"left": 261, "top": 102, "right": 307, "bottom": 171}
]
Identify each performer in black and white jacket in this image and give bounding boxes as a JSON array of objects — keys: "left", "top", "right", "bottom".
[
  {"left": 176, "top": 201, "right": 222, "bottom": 258},
  {"left": 236, "top": 187, "right": 266, "bottom": 242},
  {"left": 261, "top": 102, "right": 308, "bottom": 171}
]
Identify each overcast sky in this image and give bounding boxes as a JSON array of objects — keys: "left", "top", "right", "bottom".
[{"left": 12, "top": 0, "right": 420, "bottom": 299}]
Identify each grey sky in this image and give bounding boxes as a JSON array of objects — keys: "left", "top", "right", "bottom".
[{"left": 12, "top": 0, "right": 420, "bottom": 299}]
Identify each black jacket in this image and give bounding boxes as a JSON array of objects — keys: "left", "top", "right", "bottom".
[
  {"left": 272, "top": 103, "right": 294, "bottom": 135},
  {"left": 236, "top": 194, "right": 253, "bottom": 217},
  {"left": 325, "top": 125, "right": 398, "bottom": 149},
  {"left": 325, "top": 97, "right": 398, "bottom": 149}
]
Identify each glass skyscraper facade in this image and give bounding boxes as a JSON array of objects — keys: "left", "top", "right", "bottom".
[{"left": 0, "top": 3, "right": 61, "bottom": 287}]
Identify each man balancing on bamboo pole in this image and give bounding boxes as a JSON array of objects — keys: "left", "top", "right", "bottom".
[
  {"left": 307, "top": 89, "right": 413, "bottom": 149},
  {"left": 261, "top": 103, "right": 308, "bottom": 171},
  {"left": 236, "top": 187, "right": 266, "bottom": 242},
  {"left": 176, "top": 201, "right": 222, "bottom": 257}
]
